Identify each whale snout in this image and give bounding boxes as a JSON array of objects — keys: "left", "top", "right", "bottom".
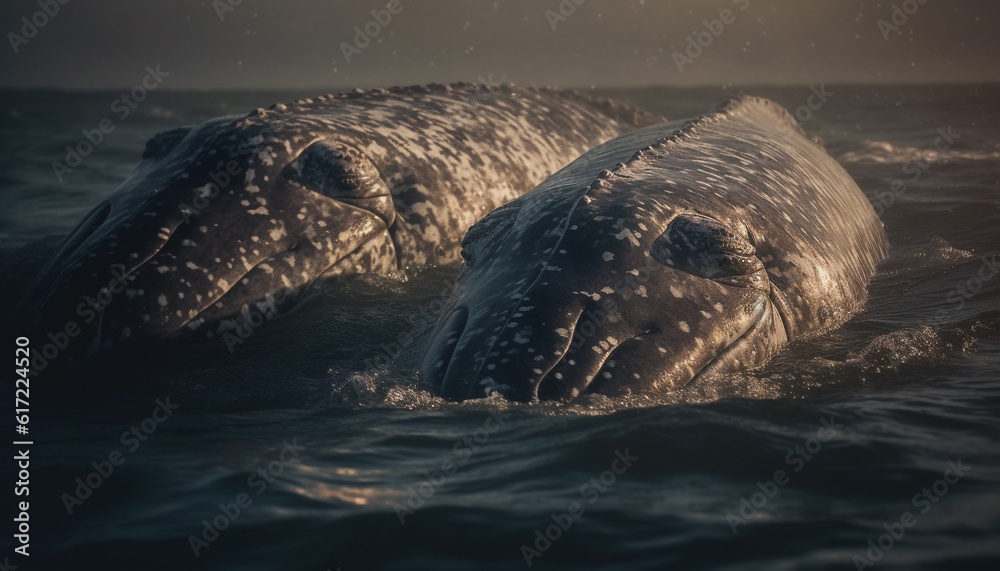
[
  {"left": 420, "top": 267, "right": 706, "bottom": 403},
  {"left": 422, "top": 280, "right": 779, "bottom": 403},
  {"left": 423, "top": 299, "right": 584, "bottom": 402}
]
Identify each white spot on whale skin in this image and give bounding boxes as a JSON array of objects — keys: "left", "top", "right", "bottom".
[
  {"left": 157, "top": 294, "right": 167, "bottom": 307},
  {"left": 669, "top": 286, "right": 684, "bottom": 298},
  {"left": 248, "top": 207, "right": 269, "bottom": 215},
  {"left": 614, "top": 228, "right": 640, "bottom": 246},
  {"left": 678, "top": 321, "right": 690, "bottom": 333},
  {"left": 636, "top": 286, "right": 647, "bottom": 298},
  {"left": 602, "top": 251, "right": 614, "bottom": 261}
]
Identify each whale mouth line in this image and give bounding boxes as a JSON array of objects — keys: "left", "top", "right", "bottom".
[
  {"left": 527, "top": 308, "right": 592, "bottom": 401},
  {"left": 687, "top": 299, "right": 774, "bottom": 387},
  {"left": 535, "top": 305, "right": 652, "bottom": 401},
  {"left": 169, "top": 250, "right": 294, "bottom": 334},
  {"left": 176, "top": 212, "right": 393, "bottom": 335},
  {"left": 316, "top": 230, "right": 392, "bottom": 280},
  {"left": 573, "top": 330, "right": 652, "bottom": 399}
]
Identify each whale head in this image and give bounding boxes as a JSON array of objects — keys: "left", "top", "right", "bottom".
[
  {"left": 16, "top": 110, "right": 398, "bottom": 358},
  {"left": 419, "top": 171, "right": 789, "bottom": 402}
]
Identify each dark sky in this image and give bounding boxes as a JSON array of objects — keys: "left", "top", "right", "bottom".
[{"left": 2, "top": 0, "right": 997, "bottom": 89}]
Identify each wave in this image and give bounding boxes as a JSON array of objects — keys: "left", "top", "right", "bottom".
[{"left": 837, "top": 139, "right": 1000, "bottom": 164}]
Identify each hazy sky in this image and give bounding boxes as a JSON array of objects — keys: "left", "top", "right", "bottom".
[{"left": 2, "top": 0, "right": 997, "bottom": 89}]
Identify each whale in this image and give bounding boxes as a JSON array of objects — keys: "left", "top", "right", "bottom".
[
  {"left": 419, "top": 96, "right": 889, "bottom": 402},
  {"left": 15, "top": 83, "right": 663, "bottom": 363}
]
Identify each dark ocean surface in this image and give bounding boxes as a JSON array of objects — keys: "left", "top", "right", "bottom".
[{"left": 1, "top": 84, "right": 999, "bottom": 570}]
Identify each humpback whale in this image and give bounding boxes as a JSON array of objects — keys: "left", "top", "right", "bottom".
[
  {"left": 419, "top": 97, "right": 889, "bottom": 402},
  {"left": 16, "top": 83, "right": 662, "bottom": 362}
]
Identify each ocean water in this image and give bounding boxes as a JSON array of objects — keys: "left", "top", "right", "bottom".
[{"left": 1, "top": 84, "right": 999, "bottom": 570}]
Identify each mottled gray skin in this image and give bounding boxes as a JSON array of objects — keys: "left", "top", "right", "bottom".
[
  {"left": 420, "top": 97, "right": 889, "bottom": 402},
  {"left": 17, "top": 83, "right": 662, "bottom": 357}
]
